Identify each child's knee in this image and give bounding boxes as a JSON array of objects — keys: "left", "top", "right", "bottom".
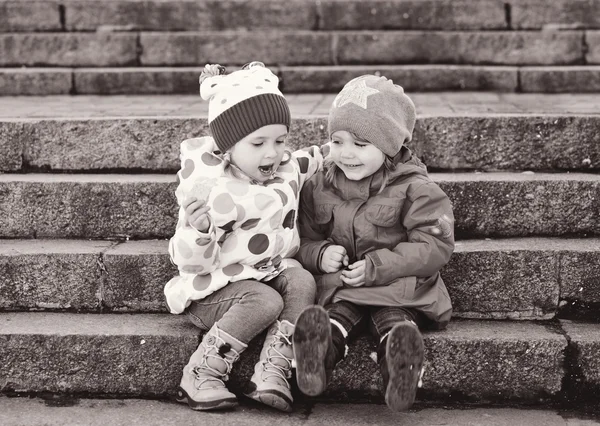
[
  {"left": 285, "top": 267, "right": 317, "bottom": 297},
  {"left": 258, "top": 285, "right": 285, "bottom": 320}
]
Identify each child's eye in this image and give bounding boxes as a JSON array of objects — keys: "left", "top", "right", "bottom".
[
  {"left": 331, "top": 140, "right": 341, "bottom": 144},
  {"left": 355, "top": 143, "right": 367, "bottom": 148},
  {"left": 276, "top": 139, "right": 286, "bottom": 144},
  {"left": 252, "top": 142, "right": 263, "bottom": 147}
]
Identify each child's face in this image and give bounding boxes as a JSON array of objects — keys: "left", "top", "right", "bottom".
[
  {"left": 230, "top": 124, "right": 288, "bottom": 182},
  {"left": 330, "top": 130, "right": 385, "bottom": 181}
]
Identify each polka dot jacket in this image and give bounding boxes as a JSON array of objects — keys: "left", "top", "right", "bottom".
[{"left": 165, "top": 136, "right": 324, "bottom": 314}]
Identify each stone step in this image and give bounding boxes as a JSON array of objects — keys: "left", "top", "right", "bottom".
[
  {"left": 3, "top": 238, "right": 599, "bottom": 319},
  {"left": 0, "top": 173, "right": 598, "bottom": 240},
  {"left": 4, "top": 66, "right": 600, "bottom": 96},
  {"left": 1, "top": 398, "right": 597, "bottom": 426},
  {"left": 4, "top": 0, "right": 600, "bottom": 32},
  {"left": 0, "top": 312, "right": 572, "bottom": 403},
  {"left": 0, "top": 30, "right": 596, "bottom": 67},
  {"left": 1, "top": 94, "right": 599, "bottom": 173}
]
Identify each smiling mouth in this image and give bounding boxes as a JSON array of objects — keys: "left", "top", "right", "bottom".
[
  {"left": 258, "top": 164, "right": 274, "bottom": 175},
  {"left": 343, "top": 163, "right": 362, "bottom": 169}
]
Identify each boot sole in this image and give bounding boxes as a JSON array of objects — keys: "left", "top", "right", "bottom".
[
  {"left": 293, "top": 305, "right": 331, "bottom": 397},
  {"left": 384, "top": 322, "right": 424, "bottom": 412},
  {"left": 176, "top": 386, "right": 238, "bottom": 411},
  {"left": 246, "top": 388, "right": 293, "bottom": 412}
]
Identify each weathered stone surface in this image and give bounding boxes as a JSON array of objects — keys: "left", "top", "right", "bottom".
[
  {"left": 21, "top": 118, "right": 208, "bottom": 172},
  {"left": 9, "top": 114, "right": 600, "bottom": 172},
  {"left": 559, "top": 239, "right": 600, "bottom": 310},
  {"left": 0, "top": 1, "right": 61, "bottom": 31},
  {"left": 279, "top": 65, "right": 518, "bottom": 93},
  {"left": 511, "top": 0, "right": 600, "bottom": 29},
  {"left": 288, "top": 321, "right": 564, "bottom": 402},
  {"left": 140, "top": 32, "right": 332, "bottom": 66},
  {"left": 0, "top": 33, "right": 138, "bottom": 66},
  {"left": 587, "top": 31, "right": 600, "bottom": 64},
  {"left": 320, "top": 0, "right": 506, "bottom": 30},
  {"left": 0, "top": 68, "right": 72, "bottom": 95},
  {"left": 0, "top": 121, "right": 23, "bottom": 171},
  {"left": 0, "top": 175, "right": 178, "bottom": 239},
  {"left": 0, "top": 240, "right": 113, "bottom": 311},
  {"left": 0, "top": 313, "right": 198, "bottom": 395},
  {"left": 0, "top": 399, "right": 577, "bottom": 426},
  {"left": 0, "top": 173, "right": 598, "bottom": 239},
  {"left": 412, "top": 115, "right": 600, "bottom": 171},
  {"left": 74, "top": 68, "right": 203, "bottom": 95},
  {"left": 336, "top": 31, "right": 584, "bottom": 65},
  {"left": 446, "top": 239, "right": 559, "bottom": 319},
  {"left": 2, "top": 314, "right": 563, "bottom": 399},
  {"left": 520, "top": 66, "right": 600, "bottom": 93},
  {"left": 15, "top": 118, "right": 326, "bottom": 171},
  {"left": 64, "top": 0, "right": 317, "bottom": 31},
  {"left": 561, "top": 320, "right": 600, "bottom": 390},
  {"left": 102, "top": 241, "right": 176, "bottom": 312},
  {"left": 436, "top": 173, "right": 600, "bottom": 238}
]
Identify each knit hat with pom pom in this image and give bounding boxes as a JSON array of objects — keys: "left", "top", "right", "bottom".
[{"left": 199, "top": 62, "right": 291, "bottom": 153}]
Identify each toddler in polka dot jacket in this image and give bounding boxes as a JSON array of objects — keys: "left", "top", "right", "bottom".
[{"left": 165, "top": 62, "right": 325, "bottom": 413}]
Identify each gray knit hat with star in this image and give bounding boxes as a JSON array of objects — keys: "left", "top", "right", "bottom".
[{"left": 328, "top": 75, "right": 416, "bottom": 157}]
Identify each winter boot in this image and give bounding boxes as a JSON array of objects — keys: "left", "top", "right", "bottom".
[
  {"left": 177, "top": 323, "right": 248, "bottom": 411},
  {"left": 245, "top": 320, "right": 295, "bottom": 412},
  {"left": 293, "top": 305, "right": 347, "bottom": 397},
  {"left": 378, "top": 321, "right": 424, "bottom": 412}
]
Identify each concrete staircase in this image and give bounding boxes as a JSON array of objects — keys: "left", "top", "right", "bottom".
[{"left": 1, "top": 0, "right": 600, "bottom": 411}]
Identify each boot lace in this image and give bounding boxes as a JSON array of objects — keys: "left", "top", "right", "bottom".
[
  {"left": 193, "top": 332, "right": 242, "bottom": 390},
  {"left": 261, "top": 327, "right": 294, "bottom": 387}
]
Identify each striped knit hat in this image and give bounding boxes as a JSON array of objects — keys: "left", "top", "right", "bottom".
[
  {"left": 328, "top": 75, "right": 416, "bottom": 157},
  {"left": 199, "top": 62, "right": 291, "bottom": 153}
]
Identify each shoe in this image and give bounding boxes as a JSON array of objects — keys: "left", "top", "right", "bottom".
[
  {"left": 379, "top": 321, "right": 424, "bottom": 412},
  {"left": 293, "top": 305, "right": 345, "bottom": 397},
  {"left": 177, "top": 323, "right": 247, "bottom": 411},
  {"left": 245, "top": 320, "right": 295, "bottom": 412}
]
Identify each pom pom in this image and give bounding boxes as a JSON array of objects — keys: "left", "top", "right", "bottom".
[{"left": 199, "top": 64, "right": 226, "bottom": 85}]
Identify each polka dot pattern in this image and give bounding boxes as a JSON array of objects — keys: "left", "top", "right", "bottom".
[
  {"left": 270, "top": 209, "right": 283, "bottom": 229},
  {"left": 201, "top": 152, "right": 222, "bottom": 166},
  {"left": 289, "top": 180, "right": 298, "bottom": 196},
  {"left": 248, "top": 234, "right": 269, "bottom": 255},
  {"left": 220, "top": 234, "right": 237, "bottom": 253},
  {"left": 274, "top": 234, "right": 284, "bottom": 253},
  {"left": 177, "top": 239, "right": 193, "bottom": 259},
  {"left": 283, "top": 209, "right": 296, "bottom": 229},
  {"left": 182, "top": 264, "right": 205, "bottom": 274},
  {"left": 226, "top": 180, "right": 250, "bottom": 196},
  {"left": 274, "top": 189, "right": 288, "bottom": 206},
  {"left": 255, "top": 193, "right": 274, "bottom": 210},
  {"left": 241, "top": 218, "right": 260, "bottom": 231},
  {"left": 213, "top": 193, "right": 236, "bottom": 214},
  {"left": 195, "top": 237, "right": 210, "bottom": 246},
  {"left": 236, "top": 204, "right": 246, "bottom": 222},
  {"left": 193, "top": 274, "right": 212, "bottom": 291},
  {"left": 297, "top": 157, "right": 309, "bottom": 174},
  {"left": 181, "top": 159, "right": 195, "bottom": 179},
  {"left": 203, "top": 241, "right": 216, "bottom": 259},
  {"left": 223, "top": 263, "right": 244, "bottom": 276}
]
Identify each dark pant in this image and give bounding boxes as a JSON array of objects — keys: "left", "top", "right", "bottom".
[{"left": 325, "top": 301, "right": 427, "bottom": 342}]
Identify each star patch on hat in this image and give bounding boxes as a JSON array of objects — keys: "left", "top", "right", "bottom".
[{"left": 333, "top": 79, "right": 380, "bottom": 109}]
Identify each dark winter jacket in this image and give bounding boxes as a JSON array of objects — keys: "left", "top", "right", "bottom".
[{"left": 295, "top": 147, "right": 454, "bottom": 328}]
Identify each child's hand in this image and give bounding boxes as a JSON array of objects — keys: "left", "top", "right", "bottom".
[
  {"left": 341, "top": 260, "right": 366, "bottom": 287},
  {"left": 183, "top": 197, "right": 211, "bottom": 232},
  {"left": 321, "top": 245, "right": 349, "bottom": 273}
]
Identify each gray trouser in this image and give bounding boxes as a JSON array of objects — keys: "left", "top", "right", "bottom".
[{"left": 185, "top": 267, "right": 316, "bottom": 343}]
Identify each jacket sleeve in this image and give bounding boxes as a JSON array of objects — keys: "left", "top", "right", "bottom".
[
  {"left": 168, "top": 137, "right": 229, "bottom": 274},
  {"left": 293, "top": 144, "right": 327, "bottom": 189},
  {"left": 363, "top": 181, "right": 455, "bottom": 286},
  {"left": 295, "top": 177, "right": 331, "bottom": 275}
]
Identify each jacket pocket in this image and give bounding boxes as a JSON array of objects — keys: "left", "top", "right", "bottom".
[
  {"left": 365, "top": 201, "right": 402, "bottom": 227},
  {"left": 315, "top": 203, "right": 335, "bottom": 225}
]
